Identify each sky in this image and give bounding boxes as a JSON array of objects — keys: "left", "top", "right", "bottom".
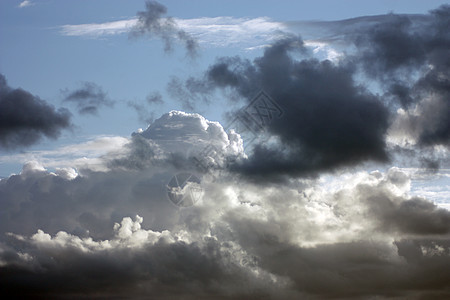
[{"left": 1, "top": 0, "right": 450, "bottom": 298}]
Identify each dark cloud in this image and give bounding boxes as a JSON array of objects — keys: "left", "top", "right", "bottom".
[
  {"left": 131, "top": 0, "right": 198, "bottom": 57},
  {"left": 353, "top": 5, "right": 450, "bottom": 147},
  {"left": 0, "top": 74, "right": 71, "bottom": 150},
  {"left": 1, "top": 149, "right": 450, "bottom": 299},
  {"left": 199, "top": 38, "right": 390, "bottom": 180},
  {"left": 62, "top": 82, "right": 113, "bottom": 115}
]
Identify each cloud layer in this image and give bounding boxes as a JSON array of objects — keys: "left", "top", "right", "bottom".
[
  {"left": 1, "top": 112, "right": 450, "bottom": 298},
  {"left": 2, "top": 3, "right": 450, "bottom": 299}
]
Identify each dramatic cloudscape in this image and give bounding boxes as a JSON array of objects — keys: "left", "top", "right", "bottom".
[{"left": 0, "top": 0, "right": 449, "bottom": 299}]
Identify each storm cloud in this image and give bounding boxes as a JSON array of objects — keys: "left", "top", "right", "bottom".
[
  {"left": 1, "top": 3, "right": 450, "bottom": 299},
  {"left": 1, "top": 143, "right": 450, "bottom": 298},
  {"left": 354, "top": 5, "right": 450, "bottom": 147},
  {"left": 0, "top": 74, "right": 71, "bottom": 150},
  {"left": 197, "top": 38, "right": 390, "bottom": 180}
]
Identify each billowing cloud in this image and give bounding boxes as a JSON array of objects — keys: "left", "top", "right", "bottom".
[
  {"left": 180, "top": 37, "right": 389, "bottom": 181},
  {"left": 1, "top": 130, "right": 450, "bottom": 298},
  {"left": 0, "top": 74, "right": 71, "bottom": 150},
  {"left": 164, "top": 6, "right": 450, "bottom": 181},
  {"left": 3, "top": 3, "right": 450, "bottom": 299},
  {"left": 62, "top": 82, "right": 114, "bottom": 115}
]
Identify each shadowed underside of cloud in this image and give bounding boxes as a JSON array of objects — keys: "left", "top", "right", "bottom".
[
  {"left": 1, "top": 157, "right": 450, "bottom": 298},
  {"left": 2, "top": 4, "right": 450, "bottom": 299},
  {"left": 0, "top": 74, "right": 71, "bottom": 150},
  {"left": 199, "top": 37, "right": 390, "bottom": 181}
]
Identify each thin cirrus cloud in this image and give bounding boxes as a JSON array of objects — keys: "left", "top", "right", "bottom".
[
  {"left": 18, "top": 0, "right": 33, "bottom": 8},
  {"left": 60, "top": 16, "right": 287, "bottom": 49}
]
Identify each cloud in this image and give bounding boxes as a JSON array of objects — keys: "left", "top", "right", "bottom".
[
  {"left": 110, "top": 110, "right": 244, "bottom": 171},
  {"left": 3, "top": 5, "right": 450, "bottom": 298},
  {"left": 0, "top": 135, "right": 129, "bottom": 173},
  {"left": 127, "top": 91, "right": 163, "bottom": 125},
  {"left": 130, "top": 1, "right": 198, "bottom": 57},
  {"left": 1, "top": 141, "right": 450, "bottom": 298},
  {"left": 351, "top": 5, "right": 450, "bottom": 148},
  {"left": 0, "top": 74, "right": 71, "bottom": 150},
  {"left": 60, "top": 15, "right": 285, "bottom": 50},
  {"left": 164, "top": 6, "right": 450, "bottom": 180},
  {"left": 62, "top": 82, "right": 114, "bottom": 115},
  {"left": 186, "top": 37, "right": 389, "bottom": 181},
  {"left": 18, "top": 1, "right": 33, "bottom": 8}
]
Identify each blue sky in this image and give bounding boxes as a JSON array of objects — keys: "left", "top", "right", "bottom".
[{"left": 1, "top": 1, "right": 450, "bottom": 298}]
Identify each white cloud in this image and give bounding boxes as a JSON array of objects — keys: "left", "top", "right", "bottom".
[
  {"left": 60, "top": 16, "right": 287, "bottom": 48},
  {"left": 60, "top": 18, "right": 138, "bottom": 37},
  {"left": 0, "top": 135, "right": 129, "bottom": 173},
  {"left": 18, "top": 0, "right": 33, "bottom": 8}
]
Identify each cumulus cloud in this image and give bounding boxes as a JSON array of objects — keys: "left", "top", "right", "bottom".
[
  {"left": 176, "top": 37, "right": 389, "bottom": 181},
  {"left": 165, "top": 6, "right": 450, "bottom": 180},
  {"left": 0, "top": 74, "right": 71, "bottom": 150},
  {"left": 3, "top": 4, "right": 450, "bottom": 299},
  {"left": 1, "top": 141, "right": 450, "bottom": 298},
  {"left": 62, "top": 82, "right": 114, "bottom": 115}
]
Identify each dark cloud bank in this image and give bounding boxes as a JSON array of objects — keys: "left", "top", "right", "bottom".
[
  {"left": 173, "top": 4, "right": 449, "bottom": 182},
  {"left": 0, "top": 74, "right": 71, "bottom": 150},
  {"left": 1, "top": 4, "right": 450, "bottom": 300}
]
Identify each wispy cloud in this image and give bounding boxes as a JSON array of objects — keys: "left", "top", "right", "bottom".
[
  {"left": 60, "top": 18, "right": 138, "bottom": 37},
  {"left": 60, "top": 16, "right": 287, "bottom": 48},
  {"left": 18, "top": 0, "right": 33, "bottom": 8}
]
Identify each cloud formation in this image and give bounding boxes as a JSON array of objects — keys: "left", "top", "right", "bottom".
[
  {"left": 354, "top": 5, "right": 450, "bottom": 148},
  {"left": 18, "top": 0, "right": 33, "bottom": 8},
  {"left": 1, "top": 143, "right": 450, "bottom": 298},
  {"left": 130, "top": 0, "right": 198, "bottom": 57},
  {"left": 182, "top": 37, "right": 390, "bottom": 181},
  {"left": 2, "top": 4, "right": 450, "bottom": 299},
  {"left": 0, "top": 74, "right": 71, "bottom": 150},
  {"left": 62, "top": 82, "right": 114, "bottom": 115},
  {"left": 167, "top": 6, "right": 450, "bottom": 181}
]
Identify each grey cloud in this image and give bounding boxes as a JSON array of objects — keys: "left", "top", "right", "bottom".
[
  {"left": 0, "top": 74, "right": 71, "bottom": 150},
  {"left": 131, "top": 1, "right": 198, "bottom": 57},
  {"left": 1, "top": 152, "right": 450, "bottom": 298},
  {"left": 127, "top": 91, "right": 163, "bottom": 125},
  {"left": 167, "top": 76, "right": 214, "bottom": 110},
  {"left": 353, "top": 5, "right": 450, "bottom": 147},
  {"left": 202, "top": 38, "right": 390, "bottom": 181},
  {"left": 62, "top": 82, "right": 114, "bottom": 115}
]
